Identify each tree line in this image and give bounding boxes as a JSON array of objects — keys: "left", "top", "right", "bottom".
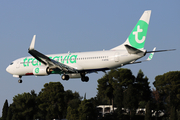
[{"left": 1, "top": 68, "right": 180, "bottom": 120}]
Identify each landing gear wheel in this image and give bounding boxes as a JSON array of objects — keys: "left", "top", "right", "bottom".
[
  {"left": 18, "top": 76, "right": 22, "bottom": 83},
  {"left": 85, "top": 76, "right": 89, "bottom": 82},
  {"left": 80, "top": 72, "right": 89, "bottom": 82},
  {"left": 18, "top": 79, "right": 22, "bottom": 83},
  {"left": 81, "top": 76, "right": 89, "bottom": 82},
  {"left": 61, "top": 75, "right": 69, "bottom": 80}
]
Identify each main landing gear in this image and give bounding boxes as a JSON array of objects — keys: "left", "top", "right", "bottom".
[
  {"left": 80, "top": 72, "right": 89, "bottom": 82},
  {"left": 81, "top": 76, "right": 89, "bottom": 82},
  {"left": 18, "top": 76, "right": 22, "bottom": 83},
  {"left": 61, "top": 74, "right": 69, "bottom": 80},
  {"left": 61, "top": 73, "right": 89, "bottom": 82}
]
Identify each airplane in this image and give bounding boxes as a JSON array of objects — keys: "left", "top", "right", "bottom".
[{"left": 6, "top": 10, "right": 175, "bottom": 83}]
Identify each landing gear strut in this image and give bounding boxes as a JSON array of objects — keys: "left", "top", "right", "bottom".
[
  {"left": 18, "top": 76, "right": 22, "bottom": 83},
  {"left": 80, "top": 72, "right": 89, "bottom": 82}
]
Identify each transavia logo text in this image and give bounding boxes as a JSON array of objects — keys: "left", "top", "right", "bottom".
[{"left": 23, "top": 54, "right": 77, "bottom": 67}]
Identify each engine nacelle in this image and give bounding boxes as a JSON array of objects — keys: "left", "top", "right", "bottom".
[
  {"left": 33, "top": 67, "right": 50, "bottom": 76},
  {"left": 67, "top": 73, "right": 81, "bottom": 78}
]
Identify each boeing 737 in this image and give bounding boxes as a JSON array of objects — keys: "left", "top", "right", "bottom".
[{"left": 6, "top": 10, "right": 174, "bottom": 83}]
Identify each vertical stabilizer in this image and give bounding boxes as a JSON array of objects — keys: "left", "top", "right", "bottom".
[{"left": 111, "top": 10, "right": 151, "bottom": 50}]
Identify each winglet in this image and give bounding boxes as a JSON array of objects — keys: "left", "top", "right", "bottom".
[
  {"left": 29, "top": 35, "right": 36, "bottom": 50},
  {"left": 147, "top": 47, "right": 156, "bottom": 61}
]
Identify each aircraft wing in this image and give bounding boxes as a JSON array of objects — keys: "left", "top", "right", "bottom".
[{"left": 28, "top": 35, "right": 78, "bottom": 73}]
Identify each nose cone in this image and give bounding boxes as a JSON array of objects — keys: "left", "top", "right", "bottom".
[
  {"left": 6, "top": 65, "right": 12, "bottom": 74},
  {"left": 6, "top": 66, "right": 10, "bottom": 72}
]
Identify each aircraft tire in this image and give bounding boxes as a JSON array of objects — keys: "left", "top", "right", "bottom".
[
  {"left": 61, "top": 75, "right": 69, "bottom": 80},
  {"left": 81, "top": 76, "right": 89, "bottom": 82},
  {"left": 65, "top": 75, "right": 69, "bottom": 80},
  {"left": 85, "top": 76, "right": 89, "bottom": 82},
  {"left": 18, "top": 79, "right": 22, "bottom": 83}
]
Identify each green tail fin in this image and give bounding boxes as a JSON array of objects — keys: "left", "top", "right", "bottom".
[
  {"left": 111, "top": 10, "right": 151, "bottom": 50},
  {"left": 128, "top": 10, "right": 151, "bottom": 49}
]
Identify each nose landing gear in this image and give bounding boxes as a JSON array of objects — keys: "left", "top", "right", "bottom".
[{"left": 18, "top": 76, "right": 22, "bottom": 83}]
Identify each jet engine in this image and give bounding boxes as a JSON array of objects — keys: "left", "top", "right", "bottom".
[{"left": 33, "top": 67, "right": 51, "bottom": 76}]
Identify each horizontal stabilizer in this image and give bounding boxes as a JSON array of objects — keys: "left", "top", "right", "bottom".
[
  {"left": 146, "top": 49, "right": 176, "bottom": 53},
  {"left": 127, "top": 47, "right": 156, "bottom": 65},
  {"left": 147, "top": 47, "right": 156, "bottom": 61},
  {"left": 125, "top": 44, "right": 145, "bottom": 54}
]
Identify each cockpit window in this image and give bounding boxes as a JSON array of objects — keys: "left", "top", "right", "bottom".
[{"left": 10, "top": 62, "right": 13, "bottom": 65}]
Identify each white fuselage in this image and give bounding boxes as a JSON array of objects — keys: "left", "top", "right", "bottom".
[{"left": 6, "top": 49, "right": 143, "bottom": 77}]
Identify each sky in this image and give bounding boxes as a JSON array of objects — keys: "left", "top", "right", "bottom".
[{"left": 0, "top": 0, "right": 180, "bottom": 116}]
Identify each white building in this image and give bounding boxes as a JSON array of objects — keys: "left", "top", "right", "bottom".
[{"left": 97, "top": 105, "right": 117, "bottom": 117}]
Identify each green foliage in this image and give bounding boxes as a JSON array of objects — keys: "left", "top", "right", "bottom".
[
  {"left": 11, "top": 90, "right": 37, "bottom": 120},
  {"left": 6, "top": 105, "right": 13, "bottom": 120},
  {"left": 2, "top": 99, "right": 8, "bottom": 120},
  {"left": 170, "top": 106, "right": 177, "bottom": 120},
  {"left": 153, "top": 71, "right": 180, "bottom": 111},
  {"left": 97, "top": 73, "right": 113, "bottom": 104},
  {"left": 145, "top": 101, "right": 152, "bottom": 120},
  {"left": 97, "top": 68, "right": 135, "bottom": 105},
  {"left": 78, "top": 99, "right": 97, "bottom": 120},
  {"left": 114, "top": 86, "right": 124, "bottom": 120},
  {"left": 38, "top": 82, "right": 65, "bottom": 120},
  {"left": 123, "top": 84, "right": 138, "bottom": 119},
  {"left": 135, "top": 70, "right": 151, "bottom": 105},
  {"left": 97, "top": 68, "right": 152, "bottom": 120},
  {"left": 64, "top": 90, "right": 82, "bottom": 118},
  {"left": 66, "top": 96, "right": 81, "bottom": 120},
  {"left": 66, "top": 106, "right": 79, "bottom": 120},
  {"left": 6, "top": 69, "right": 180, "bottom": 120}
]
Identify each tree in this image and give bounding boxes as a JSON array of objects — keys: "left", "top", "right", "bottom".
[
  {"left": 151, "top": 88, "right": 164, "bottom": 119},
  {"left": 135, "top": 70, "right": 151, "bottom": 107},
  {"left": 66, "top": 91, "right": 82, "bottom": 120},
  {"left": 2, "top": 99, "right": 8, "bottom": 120},
  {"left": 97, "top": 68, "right": 135, "bottom": 120},
  {"left": 78, "top": 99, "right": 97, "bottom": 120},
  {"left": 170, "top": 106, "right": 177, "bottom": 120},
  {"left": 97, "top": 73, "right": 113, "bottom": 105},
  {"left": 38, "top": 82, "right": 65, "bottom": 120},
  {"left": 123, "top": 84, "right": 138, "bottom": 120},
  {"left": 97, "top": 68, "right": 135, "bottom": 105},
  {"left": 66, "top": 104, "right": 79, "bottom": 120},
  {"left": 6, "top": 105, "right": 13, "bottom": 120},
  {"left": 11, "top": 90, "right": 37, "bottom": 120},
  {"left": 114, "top": 86, "right": 124, "bottom": 120},
  {"left": 145, "top": 101, "right": 152, "bottom": 120},
  {"left": 153, "top": 71, "right": 180, "bottom": 112}
]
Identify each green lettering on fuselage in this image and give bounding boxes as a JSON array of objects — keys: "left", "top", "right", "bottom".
[{"left": 23, "top": 54, "right": 78, "bottom": 67}]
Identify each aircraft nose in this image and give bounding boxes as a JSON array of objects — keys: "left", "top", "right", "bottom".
[{"left": 6, "top": 65, "right": 11, "bottom": 74}]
